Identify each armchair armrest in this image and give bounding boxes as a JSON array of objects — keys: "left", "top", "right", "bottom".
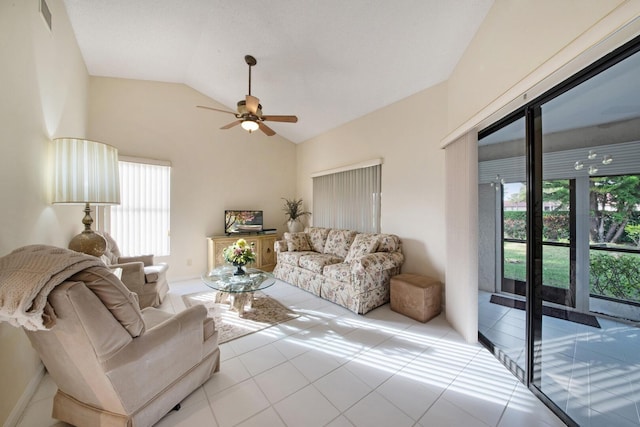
[
  {"left": 110, "top": 262, "right": 145, "bottom": 295},
  {"left": 118, "top": 254, "right": 154, "bottom": 267},
  {"left": 142, "top": 263, "right": 168, "bottom": 282},
  {"left": 102, "top": 305, "right": 210, "bottom": 408}
]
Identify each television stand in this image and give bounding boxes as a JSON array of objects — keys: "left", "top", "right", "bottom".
[
  {"left": 225, "top": 228, "right": 277, "bottom": 236},
  {"left": 207, "top": 234, "right": 278, "bottom": 272}
]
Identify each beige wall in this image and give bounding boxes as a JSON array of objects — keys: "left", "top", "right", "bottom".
[
  {"left": 296, "top": 83, "right": 448, "bottom": 281},
  {"left": 447, "top": 0, "right": 629, "bottom": 135},
  {"left": 88, "top": 77, "right": 297, "bottom": 279},
  {"left": 0, "top": 0, "right": 89, "bottom": 424}
]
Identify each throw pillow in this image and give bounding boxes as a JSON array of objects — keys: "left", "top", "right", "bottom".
[
  {"left": 344, "top": 234, "right": 379, "bottom": 263},
  {"left": 284, "top": 232, "right": 312, "bottom": 252},
  {"left": 306, "top": 227, "right": 331, "bottom": 253},
  {"left": 323, "top": 229, "right": 357, "bottom": 258}
]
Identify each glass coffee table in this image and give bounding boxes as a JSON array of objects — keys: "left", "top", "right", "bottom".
[{"left": 201, "top": 266, "right": 276, "bottom": 317}]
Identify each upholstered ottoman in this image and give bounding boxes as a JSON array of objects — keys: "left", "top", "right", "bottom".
[{"left": 390, "top": 273, "right": 442, "bottom": 322}]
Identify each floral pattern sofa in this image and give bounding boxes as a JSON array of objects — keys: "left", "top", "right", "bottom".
[{"left": 273, "top": 227, "right": 404, "bottom": 314}]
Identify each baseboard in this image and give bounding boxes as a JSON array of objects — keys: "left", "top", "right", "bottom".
[
  {"left": 169, "top": 275, "right": 200, "bottom": 283},
  {"left": 3, "top": 363, "right": 45, "bottom": 427}
]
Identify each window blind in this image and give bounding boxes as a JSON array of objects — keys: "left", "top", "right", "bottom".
[
  {"left": 312, "top": 163, "right": 381, "bottom": 233},
  {"left": 110, "top": 158, "right": 171, "bottom": 256}
]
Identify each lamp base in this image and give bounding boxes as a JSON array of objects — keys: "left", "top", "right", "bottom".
[{"left": 68, "top": 230, "right": 107, "bottom": 258}]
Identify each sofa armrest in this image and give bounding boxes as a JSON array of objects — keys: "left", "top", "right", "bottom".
[
  {"left": 275, "top": 240, "right": 288, "bottom": 254},
  {"left": 350, "top": 252, "right": 404, "bottom": 273},
  {"left": 101, "top": 305, "right": 210, "bottom": 408},
  {"left": 349, "top": 252, "right": 404, "bottom": 294}
]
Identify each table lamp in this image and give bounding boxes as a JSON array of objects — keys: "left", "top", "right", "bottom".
[{"left": 52, "top": 137, "right": 120, "bottom": 257}]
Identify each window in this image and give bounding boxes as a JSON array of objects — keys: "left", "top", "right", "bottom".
[
  {"left": 312, "top": 160, "right": 381, "bottom": 233},
  {"left": 109, "top": 157, "right": 171, "bottom": 256}
]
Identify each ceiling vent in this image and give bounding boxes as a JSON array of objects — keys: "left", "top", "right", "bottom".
[{"left": 40, "top": 0, "right": 52, "bottom": 31}]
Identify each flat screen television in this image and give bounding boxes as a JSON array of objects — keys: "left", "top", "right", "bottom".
[{"left": 225, "top": 210, "right": 263, "bottom": 234}]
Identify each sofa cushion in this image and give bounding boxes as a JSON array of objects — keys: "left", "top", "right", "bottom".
[
  {"left": 323, "top": 263, "right": 352, "bottom": 283},
  {"left": 323, "top": 229, "right": 357, "bottom": 258},
  {"left": 306, "top": 227, "right": 331, "bottom": 253},
  {"left": 70, "top": 266, "right": 145, "bottom": 337},
  {"left": 279, "top": 251, "right": 316, "bottom": 266},
  {"left": 299, "top": 254, "right": 343, "bottom": 274},
  {"left": 377, "top": 234, "right": 401, "bottom": 252},
  {"left": 284, "top": 232, "right": 312, "bottom": 252},
  {"left": 344, "top": 234, "right": 379, "bottom": 263}
]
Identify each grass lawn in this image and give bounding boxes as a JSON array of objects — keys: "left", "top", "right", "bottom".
[
  {"left": 503, "top": 241, "right": 640, "bottom": 302},
  {"left": 503, "top": 242, "right": 570, "bottom": 288}
]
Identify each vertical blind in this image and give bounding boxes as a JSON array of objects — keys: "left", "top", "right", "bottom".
[
  {"left": 110, "top": 158, "right": 171, "bottom": 256},
  {"left": 312, "top": 162, "right": 381, "bottom": 233},
  {"left": 444, "top": 131, "right": 478, "bottom": 343}
]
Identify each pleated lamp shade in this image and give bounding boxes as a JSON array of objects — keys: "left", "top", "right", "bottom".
[
  {"left": 52, "top": 138, "right": 120, "bottom": 205},
  {"left": 52, "top": 138, "right": 120, "bottom": 257}
]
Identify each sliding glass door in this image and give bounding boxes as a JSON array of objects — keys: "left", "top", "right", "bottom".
[
  {"left": 478, "top": 34, "right": 640, "bottom": 426},
  {"left": 478, "top": 115, "right": 528, "bottom": 379}
]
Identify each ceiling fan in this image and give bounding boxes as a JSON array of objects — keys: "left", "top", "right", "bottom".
[{"left": 197, "top": 55, "right": 298, "bottom": 136}]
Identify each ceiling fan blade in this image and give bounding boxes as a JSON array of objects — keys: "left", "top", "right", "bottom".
[
  {"left": 262, "top": 115, "right": 298, "bottom": 123},
  {"left": 221, "top": 120, "right": 242, "bottom": 130},
  {"left": 257, "top": 121, "right": 276, "bottom": 136},
  {"left": 197, "top": 105, "right": 236, "bottom": 115},
  {"left": 246, "top": 95, "right": 260, "bottom": 114}
]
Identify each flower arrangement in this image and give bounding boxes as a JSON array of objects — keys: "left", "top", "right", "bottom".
[{"left": 223, "top": 238, "right": 256, "bottom": 266}]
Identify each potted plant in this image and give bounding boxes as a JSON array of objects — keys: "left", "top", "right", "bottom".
[{"left": 282, "top": 198, "right": 311, "bottom": 233}]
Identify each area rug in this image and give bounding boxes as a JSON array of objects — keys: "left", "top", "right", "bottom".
[
  {"left": 182, "top": 291, "right": 299, "bottom": 343},
  {"left": 490, "top": 294, "right": 601, "bottom": 328}
]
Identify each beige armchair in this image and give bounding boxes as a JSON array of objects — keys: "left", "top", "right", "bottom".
[
  {"left": 100, "top": 232, "right": 169, "bottom": 308},
  {"left": 25, "top": 265, "right": 220, "bottom": 427}
]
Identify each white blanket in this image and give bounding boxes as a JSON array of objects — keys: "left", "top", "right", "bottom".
[{"left": 0, "top": 245, "right": 104, "bottom": 330}]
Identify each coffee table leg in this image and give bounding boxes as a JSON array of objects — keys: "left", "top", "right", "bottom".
[
  {"left": 232, "top": 293, "right": 251, "bottom": 317},
  {"left": 215, "top": 291, "right": 229, "bottom": 304}
]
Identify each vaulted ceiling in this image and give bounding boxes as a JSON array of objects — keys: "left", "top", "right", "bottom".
[{"left": 62, "top": 0, "right": 494, "bottom": 143}]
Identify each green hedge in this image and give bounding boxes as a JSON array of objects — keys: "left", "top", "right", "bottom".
[
  {"left": 590, "top": 253, "right": 640, "bottom": 303},
  {"left": 503, "top": 211, "right": 569, "bottom": 241},
  {"left": 503, "top": 211, "right": 640, "bottom": 244}
]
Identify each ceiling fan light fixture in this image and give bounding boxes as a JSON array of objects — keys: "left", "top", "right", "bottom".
[{"left": 241, "top": 119, "right": 259, "bottom": 132}]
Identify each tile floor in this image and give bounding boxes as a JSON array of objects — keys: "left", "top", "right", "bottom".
[
  {"left": 16, "top": 280, "right": 564, "bottom": 427},
  {"left": 479, "top": 290, "right": 640, "bottom": 427}
]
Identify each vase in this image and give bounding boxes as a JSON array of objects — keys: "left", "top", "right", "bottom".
[
  {"left": 287, "top": 219, "right": 303, "bottom": 233},
  {"left": 233, "top": 263, "right": 246, "bottom": 275}
]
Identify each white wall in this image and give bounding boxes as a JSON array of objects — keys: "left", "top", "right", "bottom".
[
  {"left": 88, "top": 77, "right": 298, "bottom": 279},
  {"left": 0, "top": 0, "right": 89, "bottom": 424},
  {"left": 296, "top": 83, "right": 448, "bottom": 282}
]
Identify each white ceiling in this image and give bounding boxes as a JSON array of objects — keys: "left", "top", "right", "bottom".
[{"left": 62, "top": 0, "right": 494, "bottom": 143}]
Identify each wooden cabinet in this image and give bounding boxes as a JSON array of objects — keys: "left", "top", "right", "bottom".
[{"left": 207, "top": 234, "right": 278, "bottom": 272}]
